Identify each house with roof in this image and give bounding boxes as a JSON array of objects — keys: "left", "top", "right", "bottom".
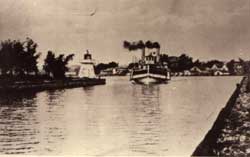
[
  {"left": 183, "top": 70, "right": 191, "bottom": 76},
  {"left": 211, "top": 64, "right": 220, "bottom": 71},
  {"left": 190, "top": 66, "right": 202, "bottom": 76},
  {"left": 210, "top": 63, "right": 229, "bottom": 76}
]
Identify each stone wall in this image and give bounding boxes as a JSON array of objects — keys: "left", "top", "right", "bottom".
[{"left": 193, "top": 76, "right": 250, "bottom": 156}]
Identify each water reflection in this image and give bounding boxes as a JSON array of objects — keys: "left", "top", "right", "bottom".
[
  {"left": 0, "top": 92, "right": 39, "bottom": 154},
  {"left": 129, "top": 85, "right": 161, "bottom": 155},
  {"left": 0, "top": 77, "right": 242, "bottom": 155},
  {"left": 36, "top": 89, "right": 67, "bottom": 154}
]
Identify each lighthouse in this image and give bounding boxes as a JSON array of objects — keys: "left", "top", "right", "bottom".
[{"left": 78, "top": 50, "right": 96, "bottom": 78}]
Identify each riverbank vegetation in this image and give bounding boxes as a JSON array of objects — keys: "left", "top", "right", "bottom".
[
  {"left": 0, "top": 38, "right": 40, "bottom": 77},
  {"left": 0, "top": 38, "right": 75, "bottom": 83},
  {"left": 94, "top": 62, "right": 119, "bottom": 74},
  {"left": 0, "top": 38, "right": 106, "bottom": 91},
  {"left": 43, "top": 51, "right": 74, "bottom": 79},
  {"left": 159, "top": 54, "right": 249, "bottom": 75},
  {"left": 126, "top": 53, "right": 250, "bottom": 76},
  {"left": 124, "top": 40, "right": 250, "bottom": 76}
]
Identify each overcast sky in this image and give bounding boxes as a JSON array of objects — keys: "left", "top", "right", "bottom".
[{"left": 0, "top": 0, "right": 250, "bottom": 65}]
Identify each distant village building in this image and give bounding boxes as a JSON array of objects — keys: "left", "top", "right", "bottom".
[
  {"left": 209, "top": 63, "right": 229, "bottom": 76},
  {"left": 190, "top": 66, "right": 202, "bottom": 75},
  {"left": 114, "top": 66, "right": 129, "bottom": 76},
  {"left": 183, "top": 70, "right": 191, "bottom": 76},
  {"left": 214, "top": 70, "right": 223, "bottom": 76},
  {"left": 99, "top": 66, "right": 128, "bottom": 76},
  {"left": 211, "top": 64, "right": 220, "bottom": 71},
  {"left": 100, "top": 68, "right": 114, "bottom": 76}
]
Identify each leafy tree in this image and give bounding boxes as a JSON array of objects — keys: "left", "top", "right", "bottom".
[
  {"left": 239, "top": 58, "right": 250, "bottom": 74},
  {"left": 0, "top": 40, "right": 18, "bottom": 75},
  {"left": 108, "top": 62, "right": 119, "bottom": 68},
  {"left": 0, "top": 38, "right": 40, "bottom": 76},
  {"left": 178, "top": 54, "right": 193, "bottom": 71},
  {"left": 226, "top": 59, "right": 236, "bottom": 75},
  {"left": 22, "top": 38, "right": 41, "bottom": 74},
  {"left": 43, "top": 51, "right": 55, "bottom": 77},
  {"left": 43, "top": 51, "right": 74, "bottom": 79},
  {"left": 205, "top": 60, "right": 224, "bottom": 68}
]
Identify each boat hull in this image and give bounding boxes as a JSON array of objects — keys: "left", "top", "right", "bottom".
[
  {"left": 132, "top": 75, "right": 168, "bottom": 84},
  {"left": 130, "top": 65, "right": 170, "bottom": 85},
  {"left": 131, "top": 72, "right": 170, "bottom": 85}
]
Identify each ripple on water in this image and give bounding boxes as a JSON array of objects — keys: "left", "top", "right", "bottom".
[{"left": 0, "top": 76, "right": 242, "bottom": 155}]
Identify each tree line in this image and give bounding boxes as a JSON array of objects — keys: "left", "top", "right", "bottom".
[
  {"left": 123, "top": 40, "right": 250, "bottom": 75},
  {"left": 94, "top": 62, "right": 119, "bottom": 74},
  {"left": 127, "top": 52, "right": 250, "bottom": 75},
  {"left": 1, "top": 38, "right": 249, "bottom": 79},
  {"left": 0, "top": 38, "right": 74, "bottom": 79},
  {"left": 159, "top": 54, "right": 249, "bottom": 74}
]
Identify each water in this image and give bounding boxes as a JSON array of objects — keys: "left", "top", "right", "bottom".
[{"left": 0, "top": 76, "right": 241, "bottom": 156}]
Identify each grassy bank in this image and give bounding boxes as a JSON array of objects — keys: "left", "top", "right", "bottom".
[{"left": 192, "top": 76, "right": 250, "bottom": 156}]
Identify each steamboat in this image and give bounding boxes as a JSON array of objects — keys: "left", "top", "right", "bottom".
[{"left": 130, "top": 43, "right": 170, "bottom": 84}]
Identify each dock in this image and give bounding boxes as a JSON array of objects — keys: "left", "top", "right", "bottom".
[{"left": 0, "top": 78, "right": 106, "bottom": 92}]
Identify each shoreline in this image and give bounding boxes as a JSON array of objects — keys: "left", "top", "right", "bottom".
[
  {"left": 192, "top": 76, "right": 250, "bottom": 156},
  {"left": 0, "top": 78, "right": 106, "bottom": 92}
]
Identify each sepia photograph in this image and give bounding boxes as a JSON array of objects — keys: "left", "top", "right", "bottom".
[{"left": 0, "top": 0, "right": 250, "bottom": 156}]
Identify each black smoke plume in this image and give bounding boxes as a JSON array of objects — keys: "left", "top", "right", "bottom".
[
  {"left": 123, "top": 40, "right": 144, "bottom": 51},
  {"left": 123, "top": 40, "right": 160, "bottom": 51}
]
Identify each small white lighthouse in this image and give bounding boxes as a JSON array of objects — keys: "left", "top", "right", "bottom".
[{"left": 78, "top": 50, "right": 96, "bottom": 78}]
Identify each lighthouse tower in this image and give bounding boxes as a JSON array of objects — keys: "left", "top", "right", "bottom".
[{"left": 78, "top": 50, "right": 96, "bottom": 78}]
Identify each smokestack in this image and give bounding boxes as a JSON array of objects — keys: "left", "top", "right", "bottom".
[
  {"left": 137, "top": 40, "right": 145, "bottom": 61},
  {"left": 152, "top": 42, "right": 161, "bottom": 62}
]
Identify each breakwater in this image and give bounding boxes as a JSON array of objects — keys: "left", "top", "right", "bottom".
[
  {"left": 192, "top": 76, "right": 250, "bottom": 156},
  {"left": 0, "top": 78, "right": 106, "bottom": 92}
]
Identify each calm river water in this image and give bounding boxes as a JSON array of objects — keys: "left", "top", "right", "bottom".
[{"left": 0, "top": 76, "right": 241, "bottom": 156}]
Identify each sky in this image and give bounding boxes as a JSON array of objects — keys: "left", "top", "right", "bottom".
[{"left": 0, "top": 0, "right": 250, "bottom": 65}]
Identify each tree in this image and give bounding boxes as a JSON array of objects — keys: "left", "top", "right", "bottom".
[
  {"left": 22, "top": 38, "right": 41, "bottom": 75},
  {"left": 178, "top": 54, "right": 193, "bottom": 71},
  {"left": 43, "top": 51, "right": 74, "bottom": 79},
  {"left": 205, "top": 60, "right": 224, "bottom": 68},
  {"left": 0, "top": 38, "right": 40, "bottom": 76},
  {"left": 43, "top": 51, "right": 55, "bottom": 76},
  {"left": 239, "top": 58, "right": 250, "bottom": 74},
  {"left": 226, "top": 59, "right": 236, "bottom": 75},
  {"left": 108, "top": 62, "right": 119, "bottom": 68},
  {"left": 0, "top": 40, "right": 18, "bottom": 75}
]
